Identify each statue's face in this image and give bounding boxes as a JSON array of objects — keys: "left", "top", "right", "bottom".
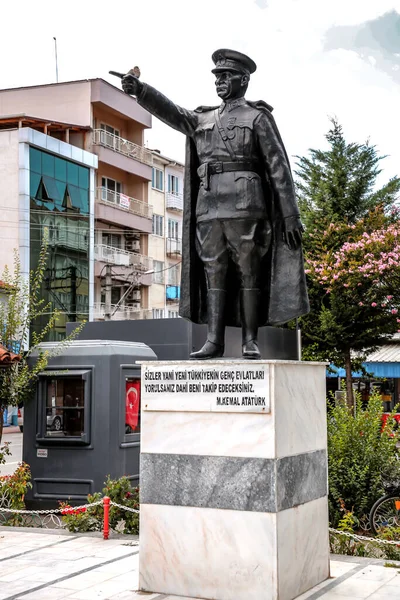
[{"left": 215, "top": 70, "right": 247, "bottom": 100}]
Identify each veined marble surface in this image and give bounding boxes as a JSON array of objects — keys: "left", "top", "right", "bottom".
[
  {"left": 274, "top": 363, "right": 327, "bottom": 458},
  {"left": 139, "top": 499, "right": 329, "bottom": 600},
  {"left": 141, "top": 362, "right": 327, "bottom": 459},
  {"left": 139, "top": 503, "right": 278, "bottom": 600},
  {"left": 141, "top": 410, "right": 276, "bottom": 458},
  {"left": 277, "top": 496, "right": 330, "bottom": 599},
  {"left": 140, "top": 450, "right": 327, "bottom": 512}
]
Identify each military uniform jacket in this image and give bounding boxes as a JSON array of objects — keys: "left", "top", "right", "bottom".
[{"left": 136, "top": 83, "right": 309, "bottom": 326}]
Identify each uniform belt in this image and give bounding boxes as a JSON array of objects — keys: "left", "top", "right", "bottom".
[{"left": 197, "top": 161, "right": 261, "bottom": 190}]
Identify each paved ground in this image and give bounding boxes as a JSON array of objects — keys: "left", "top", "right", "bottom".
[
  {"left": 0, "top": 527, "right": 399, "bottom": 600},
  {"left": 0, "top": 430, "right": 22, "bottom": 477}
]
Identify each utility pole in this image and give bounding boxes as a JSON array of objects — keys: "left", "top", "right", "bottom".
[
  {"left": 53, "top": 37, "right": 59, "bottom": 83},
  {"left": 69, "top": 266, "right": 77, "bottom": 322},
  {"left": 104, "top": 264, "right": 112, "bottom": 321}
]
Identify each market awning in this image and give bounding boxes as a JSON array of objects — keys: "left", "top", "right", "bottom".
[{"left": 327, "top": 337, "right": 400, "bottom": 378}]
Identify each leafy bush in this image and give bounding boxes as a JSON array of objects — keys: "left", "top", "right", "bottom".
[
  {"left": 0, "top": 442, "right": 11, "bottom": 466},
  {"left": 0, "top": 460, "right": 32, "bottom": 526},
  {"left": 328, "top": 391, "right": 400, "bottom": 527},
  {"left": 61, "top": 475, "right": 139, "bottom": 535},
  {"left": 60, "top": 496, "right": 102, "bottom": 533}
]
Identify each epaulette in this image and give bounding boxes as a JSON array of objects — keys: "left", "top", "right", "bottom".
[
  {"left": 247, "top": 100, "right": 274, "bottom": 113},
  {"left": 194, "top": 105, "right": 219, "bottom": 113}
]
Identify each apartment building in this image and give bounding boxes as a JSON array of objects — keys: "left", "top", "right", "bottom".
[
  {"left": 0, "top": 78, "right": 154, "bottom": 338},
  {"left": 148, "top": 150, "right": 184, "bottom": 319}
]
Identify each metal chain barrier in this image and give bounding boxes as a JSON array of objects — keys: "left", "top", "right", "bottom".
[
  {"left": 329, "top": 527, "right": 400, "bottom": 546},
  {"left": 0, "top": 493, "right": 139, "bottom": 538},
  {"left": 109, "top": 500, "right": 139, "bottom": 514},
  {"left": 0, "top": 500, "right": 103, "bottom": 515}
]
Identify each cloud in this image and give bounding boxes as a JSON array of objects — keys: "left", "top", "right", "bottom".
[
  {"left": 254, "top": 0, "right": 268, "bottom": 8},
  {"left": 324, "top": 10, "right": 400, "bottom": 83}
]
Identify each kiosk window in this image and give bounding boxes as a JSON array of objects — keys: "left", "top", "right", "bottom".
[
  {"left": 125, "top": 378, "right": 140, "bottom": 435},
  {"left": 44, "top": 375, "right": 86, "bottom": 438}
]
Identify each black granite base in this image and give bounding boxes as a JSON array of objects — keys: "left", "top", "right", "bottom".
[{"left": 140, "top": 450, "right": 327, "bottom": 513}]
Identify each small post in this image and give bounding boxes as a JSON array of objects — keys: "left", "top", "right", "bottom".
[{"left": 103, "top": 496, "right": 110, "bottom": 540}]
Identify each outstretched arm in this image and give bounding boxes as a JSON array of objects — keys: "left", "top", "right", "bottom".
[
  {"left": 255, "top": 111, "right": 303, "bottom": 250},
  {"left": 122, "top": 74, "right": 197, "bottom": 137}
]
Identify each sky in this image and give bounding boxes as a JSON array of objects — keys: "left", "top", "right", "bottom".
[{"left": 1, "top": 0, "right": 400, "bottom": 181}]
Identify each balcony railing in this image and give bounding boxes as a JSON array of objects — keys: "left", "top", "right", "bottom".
[
  {"left": 166, "top": 192, "right": 183, "bottom": 211},
  {"left": 92, "top": 129, "right": 153, "bottom": 166},
  {"left": 94, "top": 244, "right": 153, "bottom": 272},
  {"left": 93, "top": 304, "right": 153, "bottom": 321},
  {"left": 96, "top": 187, "right": 153, "bottom": 220},
  {"left": 94, "top": 244, "right": 130, "bottom": 266},
  {"left": 166, "top": 237, "right": 182, "bottom": 256}
]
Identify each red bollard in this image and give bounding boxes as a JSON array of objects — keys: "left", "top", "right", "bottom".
[{"left": 103, "top": 496, "right": 110, "bottom": 540}]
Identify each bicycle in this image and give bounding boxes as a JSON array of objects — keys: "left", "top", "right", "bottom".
[{"left": 369, "top": 467, "right": 400, "bottom": 534}]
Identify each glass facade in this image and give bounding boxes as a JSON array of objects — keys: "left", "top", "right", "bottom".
[{"left": 29, "top": 147, "right": 90, "bottom": 341}]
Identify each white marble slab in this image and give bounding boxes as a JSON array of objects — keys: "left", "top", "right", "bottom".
[
  {"left": 139, "top": 503, "right": 278, "bottom": 600},
  {"left": 274, "top": 362, "right": 327, "bottom": 458},
  {"left": 277, "top": 496, "right": 330, "bottom": 600},
  {"left": 141, "top": 361, "right": 327, "bottom": 459},
  {"left": 141, "top": 410, "right": 275, "bottom": 458}
]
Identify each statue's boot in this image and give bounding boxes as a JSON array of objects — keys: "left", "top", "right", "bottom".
[
  {"left": 190, "top": 289, "right": 226, "bottom": 359},
  {"left": 241, "top": 288, "right": 261, "bottom": 360}
]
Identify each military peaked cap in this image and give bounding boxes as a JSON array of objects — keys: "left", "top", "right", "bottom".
[{"left": 211, "top": 49, "right": 257, "bottom": 76}]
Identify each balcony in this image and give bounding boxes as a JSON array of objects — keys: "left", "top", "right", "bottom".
[
  {"left": 93, "top": 303, "right": 153, "bottom": 321},
  {"left": 92, "top": 129, "right": 152, "bottom": 180},
  {"left": 166, "top": 238, "right": 182, "bottom": 256},
  {"left": 95, "top": 187, "right": 153, "bottom": 232},
  {"left": 94, "top": 244, "right": 153, "bottom": 285},
  {"left": 166, "top": 192, "right": 183, "bottom": 211},
  {"left": 94, "top": 244, "right": 130, "bottom": 266},
  {"left": 93, "top": 129, "right": 153, "bottom": 166}
]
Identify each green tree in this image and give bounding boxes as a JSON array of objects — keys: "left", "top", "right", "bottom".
[
  {"left": 296, "top": 119, "right": 400, "bottom": 407},
  {"left": 0, "top": 232, "right": 83, "bottom": 442}
]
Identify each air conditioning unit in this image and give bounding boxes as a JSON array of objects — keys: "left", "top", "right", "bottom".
[
  {"left": 131, "top": 290, "right": 141, "bottom": 301},
  {"left": 125, "top": 239, "right": 140, "bottom": 252}
]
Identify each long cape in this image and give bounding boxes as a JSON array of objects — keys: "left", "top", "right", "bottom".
[{"left": 179, "top": 101, "right": 309, "bottom": 327}]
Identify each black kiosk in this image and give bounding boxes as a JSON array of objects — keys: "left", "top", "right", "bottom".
[{"left": 23, "top": 339, "right": 156, "bottom": 509}]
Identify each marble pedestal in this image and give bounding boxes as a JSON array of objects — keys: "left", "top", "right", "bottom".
[{"left": 139, "top": 360, "right": 330, "bottom": 600}]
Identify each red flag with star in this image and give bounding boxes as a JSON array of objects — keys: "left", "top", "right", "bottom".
[{"left": 125, "top": 380, "right": 140, "bottom": 431}]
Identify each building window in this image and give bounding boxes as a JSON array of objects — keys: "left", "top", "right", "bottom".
[
  {"left": 100, "top": 123, "right": 120, "bottom": 137},
  {"left": 153, "top": 308, "right": 164, "bottom": 319},
  {"left": 153, "top": 260, "right": 164, "bottom": 284},
  {"left": 168, "top": 174, "right": 179, "bottom": 194},
  {"left": 101, "top": 287, "right": 121, "bottom": 305},
  {"left": 167, "top": 263, "right": 180, "bottom": 285},
  {"left": 168, "top": 310, "right": 179, "bottom": 318},
  {"left": 168, "top": 218, "right": 179, "bottom": 240},
  {"left": 101, "top": 177, "right": 121, "bottom": 202},
  {"left": 37, "top": 370, "right": 92, "bottom": 445},
  {"left": 102, "top": 233, "right": 121, "bottom": 248},
  {"left": 152, "top": 168, "right": 163, "bottom": 191},
  {"left": 29, "top": 147, "right": 90, "bottom": 341},
  {"left": 152, "top": 214, "right": 164, "bottom": 237}
]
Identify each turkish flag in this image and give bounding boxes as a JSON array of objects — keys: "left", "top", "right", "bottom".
[{"left": 126, "top": 380, "right": 140, "bottom": 431}]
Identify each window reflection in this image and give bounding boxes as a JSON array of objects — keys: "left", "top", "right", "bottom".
[
  {"left": 29, "top": 147, "right": 90, "bottom": 341},
  {"left": 45, "top": 377, "right": 85, "bottom": 437}
]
